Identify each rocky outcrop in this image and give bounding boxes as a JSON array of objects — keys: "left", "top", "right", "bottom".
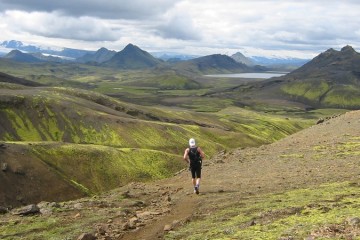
[{"left": 11, "top": 204, "right": 40, "bottom": 216}]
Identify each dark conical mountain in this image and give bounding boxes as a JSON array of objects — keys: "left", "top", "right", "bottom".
[
  {"left": 274, "top": 45, "right": 360, "bottom": 109},
  {"left": 174, "top": 54, "right": 251, "bottom": 74},
  {"left": 77, "top": 47, "right": 116, "bottom": 63},
  {"left": 102, "top": 44, "right": 162, "bottom": 69},
  {"left": 3, "top": 50, "right": 42, "bottom": 63}
]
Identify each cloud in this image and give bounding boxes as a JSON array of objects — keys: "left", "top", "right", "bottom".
[
  {"left": 156, "top": 12, "right": 202, "bottom": 40},
  {"left": 0, "top": 0, "right": 360, "bottom": 57},
  {"left": 0, "top": 0, "right": 181, "bottom": 19},
  {"left": 4, "top": 11, "right": 120, "bottom": 41},
  {"left": 180, "top": 0, "right": 360, "bottom": 54}
]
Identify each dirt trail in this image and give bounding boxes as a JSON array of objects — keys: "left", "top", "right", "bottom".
[
  {"left": 118, "top": 110, "right": 360, "bottom": 240},
  {"left": 121, "top": 192, "right": 198, "bottom": 240}
]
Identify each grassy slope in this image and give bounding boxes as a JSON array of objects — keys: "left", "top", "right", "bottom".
[
  {"left": 0, "top": 84, "right": 316, "bottom": 206},
  {"left": 276, "top": 46, "right": 360, "bottom": 109},
  {"left": 281, "top": 80, "right": 360, "bottom": 109}
]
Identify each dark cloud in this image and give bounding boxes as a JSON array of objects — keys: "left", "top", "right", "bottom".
[{"left": 0, "top": 0, "right": 181, "bottom": 19}]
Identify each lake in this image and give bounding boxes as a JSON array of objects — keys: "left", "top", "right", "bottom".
[{"left": 205, "top": 72, "right": 288, "bottom": 79}]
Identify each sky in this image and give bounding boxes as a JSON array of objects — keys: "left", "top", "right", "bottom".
[{"left": 0, "top": 0, "right": 359, "bottom": 58}]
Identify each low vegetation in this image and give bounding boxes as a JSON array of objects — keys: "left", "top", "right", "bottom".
[
  {"left": 166, "top": 182, "right": 360, "bottom": 240},
  {"left": 281, "top": 80, "right": 360, "bottom": 109}
]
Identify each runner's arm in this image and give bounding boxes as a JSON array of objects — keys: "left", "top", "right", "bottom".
[
  {"left": 198, "top": 147, "right": 205, "bottom": 159},
  {"left": 183, "top": 148, "right": 190, "bottom": 163}
]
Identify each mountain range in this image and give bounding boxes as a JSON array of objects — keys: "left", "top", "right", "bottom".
[
  {"left": 0, "top": 40, "right": 92, "bottom": 59},
  {"left": 1, "top": 43, "right": 256, "bottom": 74},
  {"left": 0, "top": 39, "right": 310, "bottom": 68},
  {"left": 1, "top": 43, "right": 359, "bottom": 109}
]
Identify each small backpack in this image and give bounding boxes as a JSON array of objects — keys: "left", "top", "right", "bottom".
[{"left": 188, "top": 147, "right": 202, "bottom": 165}]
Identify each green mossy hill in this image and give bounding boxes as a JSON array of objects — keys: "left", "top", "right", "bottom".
[
  {"left": 119, "top": 72, "right": 201, "bottom": 90},
  {"left": 281, "top": 80, "right": 360, "bottom": 109},
  {"left": 277, "top": 46, "right": 360, "bottom": 109},
  {"left": 0, "top": 86, "right": 310, "bottom": 151},
  {"left": 0, "top": 142, "right": 184, "bottom": 207},
  {"left": 0, "top": 87, "right": 226, "bottom": 154},
  {"left": 31, "top": 143, "right": 184, "bottom": 193}
]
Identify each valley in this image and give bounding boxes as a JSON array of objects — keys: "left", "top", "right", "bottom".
[{"left": 0, "top": 43, "right": 359, "bottom": 239}]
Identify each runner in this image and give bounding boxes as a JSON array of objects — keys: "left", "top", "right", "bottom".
[{"left": 183, "top": 138, "right": 205, "bottom": 194}]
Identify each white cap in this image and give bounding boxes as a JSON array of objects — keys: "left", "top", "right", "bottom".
[{"left": 189, "top": 138, "right": 196, "bottom": 147}]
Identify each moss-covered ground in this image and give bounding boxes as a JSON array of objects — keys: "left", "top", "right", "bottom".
[
  {"left": 166, "top": 182, "right": 360, "bottom": 240},
  {"left": 281, "top": 80, "right": 360, "bottom": 109}
]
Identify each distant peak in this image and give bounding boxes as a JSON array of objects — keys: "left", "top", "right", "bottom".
[
  {"left": 319, "top": 48, "right": 338, "bottom": 58},
  {"left": 124, "top": 43, "right": 139, "bottom": 50},
  {"left": 96, "top": 47, "right": 109, "bottom": 53},
  {"left": 324, "top": 48, "right": 336, "bottom": 53},
  {"left": 341, "top": 45, "right": 356, "bottom": 53},
  {"left": 232, "top": 52, "right": 246, "bottom": 57},
  {"left": 9, "top": 49, "right": 22, "bottom": 54}
]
